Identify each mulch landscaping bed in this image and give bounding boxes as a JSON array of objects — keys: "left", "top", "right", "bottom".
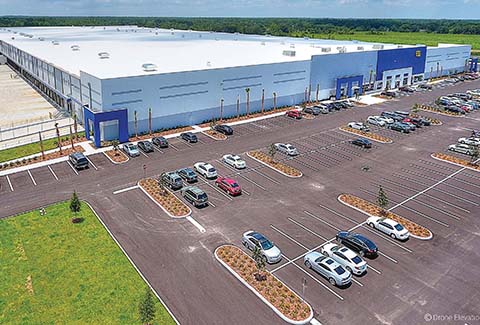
[
  {"left": 418, "top": 105, "right": 462, "bottom": 117},
  {"left": 302, "top": 114, "right": 316, "bottom": 120},
  {"left": 129, "top": 126, "right": 194, "bottom": 142},
  {"left": 198, "top": 106, "right": 294, "bottom": 128},
  {"left": 0, "top": 146, "right": 84, "bottom": 171},
  {"left": 104, "top": 149, "right": 129, "bottom": 164},
  {"left": 216, "top": 245, "right": 312, "bottom": 323},
  {"left": 409, "top": 113, "right": 442, "bottom": 125},
  {"left": 432, "top": 153, "right": 480, "bottom": 171},
  {"left": 203, "top": 130, "right": 227, "bottom": 140},
  {"left": 247, "top": 151, "right": 302, "bottom": 177},
  {"left": 339, "top": 126, "right": 393, "bottom": 144},
  {"left": 339, "top": 194, "right": 432, "bottom": 239},
  {"left": 139, "top": 178, "right": 191, "bottom": 217}
]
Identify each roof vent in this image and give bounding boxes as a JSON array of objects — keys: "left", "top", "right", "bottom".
[
  {"left": 98, "top": 52, "right": 110, "bottom": 59},
  {"left": 206, "top": 61, "right": 212, "bottom": 67},
  {"left": 142, "top": 63, "right": 157, "bottom": 72},
  {"left": 52, "top": 40, "right": 59, "bottom": 45},
  {"left": 290, "top": 44, "right": 295, "bottom": 48},
  {"left": 261, "top": 42, "right": 266, "bottom": 46},
  {"left": 337, "top": 46, "right": 347, "bottom": 53},
  {"left": 357, "top": 46, "right": 364, "bottom": 51},
  {"left": 38, "top": 37, "right": 45, "bottom": 41},
  {"left": 283, "top": 50, "right": 296, "bottom": 57},
  {"left": 71, "top": 45, "right": 80, "bottom": 51},
  {"left": 321, "top": 47, "right": 331, "bottom": 53}
]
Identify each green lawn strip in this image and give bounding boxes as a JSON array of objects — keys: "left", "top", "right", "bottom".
[
  {"left": 0, "top": 201, "right": 175, "bottom": 324},
  {"left": 0, "top": 132, "right": 85, "bottom": 164}
]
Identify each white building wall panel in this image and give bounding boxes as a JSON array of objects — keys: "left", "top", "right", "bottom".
[{"left": 424, "top": 45, "right": 471, "bottom": 79}]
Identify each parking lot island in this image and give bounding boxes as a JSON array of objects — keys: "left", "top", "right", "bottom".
[
  {"left": 202, "top": 130, "right": 227, "bottom": 140},
  {"left": 339, "top": 194, "right": 433, "bottom": 240},
  {"left": 409, "top": 113, "right": 443, "bottom": 125},
  {"left": 418, "top": 104, "right": 464, "bottom": 117},
  {"left": 138, "top": 178, "right": 192, "bottom": 218},
  {"left": 339, "top": 126, "right": 393, "bottom": 144},
  {"left": 247, "top": 151, "right": 302, "bottom": 178},
  {"left": 215, "top": 245, "right": 313, "bottom": 325},
  {"left": 103, "top": 149, "right": 129, "bottom": 164},
  {"left": 432, "top": 153, "right": 480, "bottom": 172}
]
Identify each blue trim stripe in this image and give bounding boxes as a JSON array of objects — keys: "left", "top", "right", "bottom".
[
  {"left": 159, "top": 90, "right": 208, "bottom": 99},
  {"left": 159, "top": 81, "right": 208, "bottom": 90},
  {"left": 222, "top": 83, "right": 262, "bottom": 91}
]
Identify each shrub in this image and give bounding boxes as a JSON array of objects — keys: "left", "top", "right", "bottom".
[{"left": 71, "top": 217, "right": 84, "bottom": 223}]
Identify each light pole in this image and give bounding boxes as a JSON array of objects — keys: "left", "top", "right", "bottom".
[{"left": 301, "top": 277, "right": 307, "bottom": 302}]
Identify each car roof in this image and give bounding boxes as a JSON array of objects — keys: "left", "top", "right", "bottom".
[
  {"left": 71, "top": 152, "right": 85, "bottom": 158},
  {"left": 338, "top": 246, "right": 357, "bottom": 258},
  {"left": 382, "top": 218, "right": 398, "bottom": 226},
  {"left": 221, "top": 178, "right": 237, "bottom": 184},
  {"left": 352, "top": 233, "right": 376, "bottom": 247},
  {"left": 185, "top": 186, "right": 204, "bottom": 194},
  {"left": 250, "top": 232, "right": 267, "bottom": 241}
]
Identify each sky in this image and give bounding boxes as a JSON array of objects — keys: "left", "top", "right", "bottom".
[{"left": 0, "top": 0, "right": 479, "bottom": 19}]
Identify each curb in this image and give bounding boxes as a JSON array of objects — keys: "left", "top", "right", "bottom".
[
  {"left": 419, "top": 108, "right": 463, "bottom": 117},
  {"left": 246, "top": 152, "right": 303, "bottom": 178},
  {"left": 431, "top": 154, "right": 480, "bottom": 173},
  {"left": 103, "top": 150, "right": 130, "bottom": 165},
  {"left": 337, "top": 195, "right": 433, "bottom": 241},
  {"left": 201, "top": 131, "right": 227, "bottom": 141},
  {"left": 138, "top": 180, "right": 192, "bottom": 219},
  {"left": 338, "top": 127, "right": 393, "bottom": 144},
  {"left": 214, "top": 245, "right": 314, "bottom": 325}
]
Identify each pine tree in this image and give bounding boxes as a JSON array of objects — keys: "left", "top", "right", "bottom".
[
  {"left": 139, "top": 287, "right": 156, "bottom": 325},
  {"left": 377, "top": 186, "right": 389, "bottom": 216},
  {"left": 70, "top": 191, "right": 81, "bottom": 215}
]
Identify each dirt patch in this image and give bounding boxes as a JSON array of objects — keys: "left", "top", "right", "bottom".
[
  {"left": 0, "top": 146, "right": 84, "bottom": 171},
  {"left": 104, "top": 149, "right": 129, "bottom": 164},
  {"left": 339, "top": 126, "right": 393, "bottom": 144},
  {"left": 15, "top": 240, "right": 27, "bottom": 261},
  {"left": 203, "top": 130, "right": 227, "bottom": 140},
  {"left": 248, "top": 151, "right": 302, "bottom": 177},
  {"left": 26, "top": 275, "right": 34, "bottom": 295},
  {"left": 139, "top": 178, "right": 190, "bottom": 217},
  {"left": 432, "top": 153, "right": 480, "bottom": 171}
]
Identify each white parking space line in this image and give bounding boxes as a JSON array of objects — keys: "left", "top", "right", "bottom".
[
  {"left": 186, "top": 215, "right": 206, "bottom": 233},
  {"left": 67, "top": 161, "right": 79, "bottom": 175},
  {"left": 238, "top": 174, "right": 267, "bottom": 191},
  {"left": 367, "top": 264, "right": 382, "bottom": 275},
  {"left": 317, "top": 204, "right": 358, "bottom": 224},
  {"left": 139, "top": 150, "right": 149, "bottom": 158},
  {"left": 27, "top": 169, "right": 37, "bottom": 186},
  {"left": 208, "top": 201, "right": 216, "bottom": 208},
  {"left": 242, "top": 189, "right": 251, "bottom": 196},
  {"left": 197, "top": 139, "right": 206, "bottom": 145},
  {"left": 310, "top": 318, "right": 323, "bottom": 325},
  {"left": 6, "top": 175, "right": 13, "bottom": 192},
  {"left": 288, "top": 217, "right": 329, "bottom": 241},
  {"left": 169, "top": 143, "right": 180, "bottom": 151},
  {"left": 182, "top": 141, "right": 193, "bottom": 148},
  {"left": 85, "top": 156, "right": 98, "bottom": 170},
  {"left": 250, "top": 168, "right": 281, "bottom": 185},
  {"left": 304, "top": 210, "right": 341, "bottom": 231},
  {"left": 203, "top": 181, "right": 233, "bottom": 201},
  {"left": 48, "top": 165, "right": 58, "bottom": 180},
  {"left": 113, "top": 185, "right": 140, "bottom": 195},
  {"left": 154, "top": 147, "right": 164, "bottom": 153},
  {"left": 378, "top": 251, "right": 398, "bottom": 264},
  {"left": 361, "top": 225, "right": 412, "bottom": 253},
  {"left": 270, "top": 224, "right": 310, "bottom": 250}
]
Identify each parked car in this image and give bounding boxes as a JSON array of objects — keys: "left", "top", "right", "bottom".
[
  {"left": 458, "top": 137, "right": 480, "bottom": 146},
  {"left": 336, "top": 231, "right": 378, "bottom": 257},
  {"left": 417, "top": 83, "right": 433, "bottom": 90},
  {"left": 69, "top": 152, "right": 89, "bottom": 170},
  {"left": 348, "top": 122, "right": 369, "bottom": 132},
  {"left": 181, "top": 186, "right": 208, "bottom": 207},
  {"left": 303, "top": 252, "right": 352, "bottom": 286},
  {"left": 389, "top": 122, "right": 411, "bottom": 133},
  {"left": 137, "top": 140, "right": 154, "bottom": 153},
  {"left": 381, "top": 90, "right": 397, "bottom": 97},
  {"left": 315, "top": 105, "right": 330, "bottom": 114},
  {"left": 304, "top": 106, "right": 321, "bottom": 115},
  {"left": 367, "top": 116, "right": 386, "bottom": 127},
  {"left": 222, "top": 154, "right": 246, "bottom": 169},
  {"left": 152, "top": 136, "right": 168, "bottom": 148},
  {"left": 377, "top": 116, "right": 395, "bottom": 125},
  {"left": 367, "top": 216, "right": 410, "bottom": 240},
  {"left": 214, "top": 124, "right": 233, "bottom": 135},
  {"left": 399, "top": 86, "right": 415, "bottom": 93},
  {"left": 321, "top": 243, "right": 367, "bottom": 275},
  {"left": 411, "top": 117, "right": 430, "bottom": 126},
  {"left": 402, "top": 118, "right": 422, "bottom": 128},
  {"left": 180, "top": 132, "right": 198, "bottom": 143},
  {"left": 274, "top": 143, "right": 298, "bottom": 156},
  {"left": 399, "top": 121, "right": 416, "bottom": 131},
  {"left": 394, "top": 110, "right": 410, "bottom": 117},
  {"left": 351, "top": 138, "right": 372, "bottom": 149},
  {"left": 448, "top": 143, "right": 475, "bottom": 156},
  {"left": 177, "top": 167, "right": 198, "bottom": 183},
  {"left": 215, "top": 177, "right": 242, "bottom": 196},
  {"left": 194, "top": 162, "right": 217, "bottom": 179},
  {"left": 285, "top": 110, "right": 302, "bottom": 119},
  {"left": 242, "top": 231, "right": 282, "bottom": 264},
  {"left": 122, "top": 143, "right": 140, "bottom": 157},
  {"left": 381, "top": 111, "right": 404, "bottom": 122},
  {"left": 161, "top": 172, "right": 183, "bottom": 190}
]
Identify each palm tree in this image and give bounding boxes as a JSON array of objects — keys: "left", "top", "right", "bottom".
[
  {"left": 308, "top": 83, "right": 312, "bottom": 102},
  {"left": 134, "top": 110, "right": 138, "bottom": 138},
  {"left": 220, "top": 98, "right": 224, "bottom": 121},
  {"left": 261, "top": 89, "right": 265, "bottom": 114},
  {"left": 245, "top": 88, "right": 250, "bottom": 117},
  {"left": 55, "top": 122, "right": 62, "bottom": 154},
  {"left": 38, "top": 131, "right": 45, "bottom": 160},
  {"left": 236, "top": 96, "right": 240, "bottom": 118},
  {"left": 148, "top": 108, "right": 152, "bottom": 135},
  {"left": 316, "top": 84, "right": 320, "bottom": 102},
  {"left": 273, "top": 92, "right": 277, "bottom": 111}
]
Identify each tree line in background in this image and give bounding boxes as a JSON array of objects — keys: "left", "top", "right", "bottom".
[{"left": 1, "top": 17, "right": 480, "bottom": 35}]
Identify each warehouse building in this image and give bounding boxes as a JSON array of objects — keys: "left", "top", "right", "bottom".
[{"left": 0, "top": 26, "right": 476, "bottom": 147}]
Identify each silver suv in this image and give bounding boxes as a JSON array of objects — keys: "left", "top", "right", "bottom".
[{"left": 160, "top": 172, "right": 183, "bottom": 190}]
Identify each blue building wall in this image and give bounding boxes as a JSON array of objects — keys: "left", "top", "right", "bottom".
[{"left": 376, "top": 46, "right": 427, "bottom": 81}]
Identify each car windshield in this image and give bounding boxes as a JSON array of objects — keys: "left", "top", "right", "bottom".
[
  {"left": 394, "top": 224, "right": 404, "bottom": 231},
  {"left": 77, "top": 158, "right": 88, "bottom": 164},
  {"left": 207, "top": 168, "right": 216, "bottom": 173},
  {"left": 260, "top": 239, "right": 273, "bottom": 250},
  {"left": 352, "top": 256, "right": 362, "bottom": 264},
  {"left": 231, "top": 182, "right": 239, "bottom": 188},
  {"left": 198, "top": 193, "right": 207, "bottom": 200},
  {"left": 334, "top": 266, "right": 345, "bottom": 275},
  {"left": 129, "top": 145, "right": 137, "bottom": 150},
  {"left": 187, "top": 171, "right": 195, "bottom": 176}
]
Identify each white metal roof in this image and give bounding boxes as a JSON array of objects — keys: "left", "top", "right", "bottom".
[{"left": 0, "top": 26, "right": 414, "bottom": 79}]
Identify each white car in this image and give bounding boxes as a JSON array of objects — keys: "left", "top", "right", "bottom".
[
  {"left": 193, "top": 162, "right": 217, "bottom": 179},
  {"left": 367, "top": 216, "right": 410, "bottom": 240},
  {"left": 347, "top": 122, "right": 369, "bottom": 132},
  {"left": 242, "top": 231, "right": 282, "bottom": 264},
  {"left": 367, "top": 116, "right": 386, "bottom": 127},
  {"left": 274, "top": 143, "right": 298, "bottom": 156},
  {"left": 321, "top": 243, "right": 367, "bottom": 275},
  {"left": 377, "top": 116, "right": 394, "bottom": 125},
  {"left": 458, "top": 137, "right": 480, "bottom": 146},
  {"left": 448, "top": 143, "right": 475, "bottom": 156},
  {"left": 222, "top": 154, "right": 246, "bottom": 169}
]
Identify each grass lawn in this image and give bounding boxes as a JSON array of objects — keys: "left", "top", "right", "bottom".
[
  {"left": 0, "top": 132, "right": 85, "bottom": 164},
  {"left": 303, "top": 31, "right": 480, "bottom": 51},
  {"left": 0, "top": 201, "right": 176, "bottom": 324}
]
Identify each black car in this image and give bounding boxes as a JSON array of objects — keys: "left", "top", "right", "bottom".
[
  {"left": 180, "top": 132, "right": 198, "bottom": 143},
  {"left": 381, "top": 90, "right": 397, "bottom": 97},
  {"left": 69, "top": 152, "right": 89, "bottom": 170},
  {"left": 330, "top": 102, "right": 343, "bottom": 110},
  {"left": 177, "top": 167, "right": 198, "bottom": 183},
  {"left": 336, "top": 231, "right": 378, "bottom": 257},
  {"left": 152, "top": 136, "right": 168, "bottom": 148},
  {"left": 381, "top": 111, "right": 404, "bottom": 122},
  {"left": 214, "top": 124, "right": 233, "bottom": 135},
  {"left": 303, "top": 106, "right": 320, "bottom": 115},
  {"left": 411, "top": 117, "right": 431, "bottom": 126},
  {"left": 417, "top": 83, "right": 433, "bottom": 90},
  {"left": 399, "top": 86, "right": 415, "bottom": 93},
  {"left": 351, "top": 138, "right": 372, "bottom": 148},
  {"left": 389, "top": 122, "right": 411, "bottom": 133},
  {"left": 137, "top": 140, "right": 154, "bottom": 153}
]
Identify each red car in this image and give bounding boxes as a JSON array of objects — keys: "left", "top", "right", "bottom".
[
  {"left": 215, "top": 177, "right": 242, "bottom": 196},
  {"left": 285, "top": 110, "right": 302, "bottom": 119}
]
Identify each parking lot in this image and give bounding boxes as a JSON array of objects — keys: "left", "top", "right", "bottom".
[{"left": 1, "top": 78, "right": 479, "bottom": 325}]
